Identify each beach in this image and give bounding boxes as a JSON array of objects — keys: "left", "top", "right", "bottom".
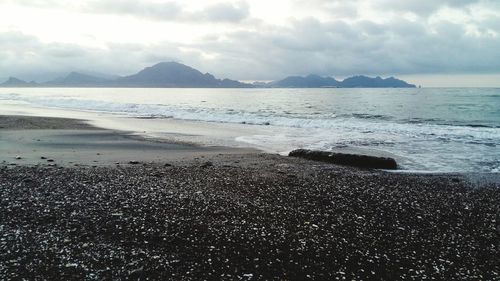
[
  {"left": 0, "top": 115, "right": 257, "bottom": 167},
  {"left": 1, "top": 115, "right": 499, "bottom": 280}
]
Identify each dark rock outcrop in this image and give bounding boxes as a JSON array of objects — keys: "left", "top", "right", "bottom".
[{"left": 289, "top": 149, "right": 398, "bottom": 169}]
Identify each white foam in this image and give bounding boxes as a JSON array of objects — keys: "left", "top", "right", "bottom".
[{"left": 1, "top": 90, "right": 499, "bottom": 173}]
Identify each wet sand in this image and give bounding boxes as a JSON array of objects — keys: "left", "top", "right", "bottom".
[
  {"left": 0, "top": 115, "right": 499, "bottom": 280},
  {"left": 0, "top": 115, "right": 258, "bottom": 166}
]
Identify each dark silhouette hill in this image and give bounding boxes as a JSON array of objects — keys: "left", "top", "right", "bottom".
[
  {"left": 0, "top": 77, "right": 37, "bottom": 87},
  {"left": 339, "top": 75, "right": 415, "bottom": 88},
  {"left": 45, "top": 72, "right": 109, "bottom": 87},
  {"left": 269, "top": 74, "right": 339, "bottom": 88},
  {"left": 116, "top": 62, "right": 251, "bottom": 88},
  {"left": 268, "top": 75, "right": 415, "bottom": 88},
  {"left": 0, "top": 62, "right": 415, "bottom": 88}
]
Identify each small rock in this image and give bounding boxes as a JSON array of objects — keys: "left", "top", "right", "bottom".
[
  {"left": 129, "top": 267, "right": 144, "bottom": 276},
  {"left": 201, "top": 161, "right": 213, "bottom": 168},
  {"left": 129, "top": 161, "right": 140, "bottom": 165}
]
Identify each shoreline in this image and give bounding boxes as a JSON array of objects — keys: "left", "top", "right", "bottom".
[
  {"left": 1, "top": 115, "right": 499, "bottom": 279},
  {"left": 0, "top": 115, "right": 259, "bottom": 167},
  {"left": 1, "top": 99, "right": 498, "bottom": 173},
  {"left": 1, "top": 114, "right": 499, "bottom": 179}
]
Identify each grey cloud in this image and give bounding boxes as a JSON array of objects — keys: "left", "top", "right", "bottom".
[
  {"left": 300, "top": 0, "right": 482, "bottom": 17},
  {"left": 87, "top": 0, "right": 250, "bottom": 23},
  {"left": 0, "top": 31, "right": 209, "bottom": 82},
  {"left": 192, "top": 1, "right": 249, "bottom": 22},
  {"left": 2, "top": 1, "right": 500, "bottom": 82},
  {"left": 373, "top": 0, "right": 480, "bottom": 16},
  {"left": 355, "top": 21, "right": 385, "bottom": 35},
  {"left": 192, "top": 16, "right": 500, "bottom": 79},
  {"left": 88, "top": 0, "right": 181, "bottom": 20},
  {"left": 45, "top": 44, "right": 87, "bottom": 58},
  {"left": 296, "top": 0, "right": 359, "bottom": 18}
]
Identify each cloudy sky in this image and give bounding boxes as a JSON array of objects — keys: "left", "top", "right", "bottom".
[{"left": 1, "top": 0, "right": 499, "bottom": 86}]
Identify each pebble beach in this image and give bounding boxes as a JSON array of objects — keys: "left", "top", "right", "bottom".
[{"left": 0, "top": 115, "right": 499, "bottom": 280}]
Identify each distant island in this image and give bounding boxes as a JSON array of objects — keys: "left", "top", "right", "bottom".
[
  {"left": 265, "top": 74, "right": 415, "bottom": 88},
  {"left": 1, "top": 62, "right": 416, "bottom": 88}
]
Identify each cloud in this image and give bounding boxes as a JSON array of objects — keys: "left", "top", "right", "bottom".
[
  {"left": 372, "top": 0, "right": 479, "bottom": 16},
  {"left": 191, "top": 16, "right": 500, "bottom": 79},
  {"left": 1, "top": 0, "right": 499, "bottom": 82},
  {"left": 297, "top": 0, "right": 484, "bottom": 18},
  {"left": 87, "top": 0, "right": 182, "bottom": 20},
  {"left": 87, "top": 0, "right": 250, "bottom": 23},
  {"left": 192, "top": 1, "right": 249, "bottom": 22},
  {"left": 0, "top": 31, "right": 213, "bottom": 82}
]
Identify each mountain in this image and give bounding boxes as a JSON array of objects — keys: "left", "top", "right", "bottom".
[
  {"left": 78, "top": 71, "right": 120, "bottom": 81},
  {"left": 117, "top": 62, "right": 252, "bottom": 88},
  {"left": 45, "top": 72, "right": 109, "bottom": 87},
  {"left": 0, "top": 77, "right": 38, "bottom": 87},
  {"left": 267, "top": 75, "right": 415, "bottom": 88},
  {"left": 1, "top": 62, "right": 415, "bottom": 88},
  {"left": 1, "top": 62, "right": 252, "bottom": 88},
  {"left": 339, "top": 75, "right": 415, "bottom": 88},
  {"left": 269, "top": 74, "right": 339, "bottom": 88}
]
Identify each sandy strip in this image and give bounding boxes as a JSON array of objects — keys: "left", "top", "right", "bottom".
[{"left": 0, "top": 115, "right": 259, "bottom": 166}]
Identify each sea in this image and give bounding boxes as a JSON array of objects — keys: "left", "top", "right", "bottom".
[{"left": 0, "top": 87, "right": 499, "bottom": 173}]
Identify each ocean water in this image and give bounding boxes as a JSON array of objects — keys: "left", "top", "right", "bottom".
[{"left": 0, "top": 87, "right": 499, "bottom": 173}]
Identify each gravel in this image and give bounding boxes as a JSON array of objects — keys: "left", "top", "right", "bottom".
[{"left": 0, "top": 154, "right": 499, "bottom": 280}]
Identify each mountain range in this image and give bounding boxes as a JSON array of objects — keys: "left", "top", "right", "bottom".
[{"left": 1, "top": 62, "right": 416, "bottom": 88}]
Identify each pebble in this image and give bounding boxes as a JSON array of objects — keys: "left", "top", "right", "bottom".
[
  {"left": 200, "top": 161, "right": 213, "bottom": 168},
  {"left": 0, "top": 155, "right": 498, "bottom": 280}
]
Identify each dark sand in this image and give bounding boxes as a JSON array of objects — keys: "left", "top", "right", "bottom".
[{"left": 0, "top": 115, "right": 499, "bottom": 280}]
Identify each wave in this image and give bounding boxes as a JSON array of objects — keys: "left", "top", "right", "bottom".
[
  {"left": 4, "top": 94, "right": 500, "bottom": 132},
  {"left": 348, "top": 113, "right": 393, "bottom": 121},
  {"left": 401, "top": 117, "right": 500, "bottom": 129},
  {"left": 436, "top": 123, "right": 500, "bottom": 129},
  {"left": 1, "top": 95, "right": 496, "bottom": 152},
  {"left": 2, "top": 90, "right": 499, "bottom": 173}
]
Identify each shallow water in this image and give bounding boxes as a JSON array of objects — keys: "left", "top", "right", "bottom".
[{"left": 1, "top": 87, "right": 499, "bottom": 172}]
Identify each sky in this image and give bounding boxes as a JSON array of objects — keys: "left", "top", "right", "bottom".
[{"left": 0, "top": 0, "right": 499, "bottom": 86}]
